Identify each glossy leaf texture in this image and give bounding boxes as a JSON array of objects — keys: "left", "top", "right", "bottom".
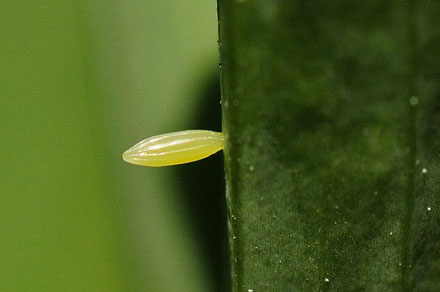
[{"left": 218, "top": 0, "right": 440, "bottom": 291}]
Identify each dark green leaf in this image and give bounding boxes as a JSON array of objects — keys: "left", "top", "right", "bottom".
[{"left": 218, "top": 0, "right": 440, "bottom": 291}]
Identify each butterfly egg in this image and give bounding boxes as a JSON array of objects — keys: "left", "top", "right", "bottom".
[{"left": 123, "top": 130, "right": 225, "bottom": 167}]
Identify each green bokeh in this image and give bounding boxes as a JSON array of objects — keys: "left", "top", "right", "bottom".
[{"left": 0, "top": 1, "right": 218, "bottom": 291}]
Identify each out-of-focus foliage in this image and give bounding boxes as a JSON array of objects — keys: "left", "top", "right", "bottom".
[
  {"left": 219, "top": 0, "right": 440, "bottom": 291},
  {"left": 0, "top": 1, "right": 218, "bottom": 291}
]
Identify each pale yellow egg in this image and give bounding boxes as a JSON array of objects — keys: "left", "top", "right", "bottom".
[{"left": 123, "top": 130, "right": 225, "bottom": 167}]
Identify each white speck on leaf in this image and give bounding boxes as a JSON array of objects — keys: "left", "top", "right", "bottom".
[{"left": 409, "top": 96, "right": 419, "bottom": 106}]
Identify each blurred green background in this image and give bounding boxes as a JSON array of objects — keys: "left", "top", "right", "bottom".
[{"left": 0, "top": 1, "right": 227, "bottom": 291}]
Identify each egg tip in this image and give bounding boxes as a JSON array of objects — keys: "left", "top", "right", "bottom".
[{"left": 122, "top": 149, "right": 133, "bottom": 164}]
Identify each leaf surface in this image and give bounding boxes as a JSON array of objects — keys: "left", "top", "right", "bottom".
[{"left": 218, "top": 1, "right": 440, "bottom": 291}]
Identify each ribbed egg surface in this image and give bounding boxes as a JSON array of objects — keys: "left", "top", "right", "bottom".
[{"left": 123, "top": 130, "right": 225, "bottom": 167}]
